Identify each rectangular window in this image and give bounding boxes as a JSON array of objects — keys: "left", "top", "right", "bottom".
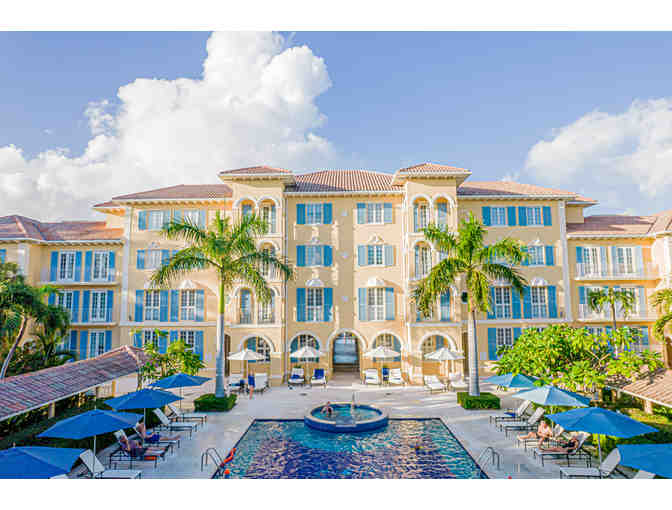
[
  {"left": 496, "top": 328, "right": 514, "bottom": 350},
  {"left": 89, "top": 331, "right": 106, "bottom": 357},
  {"left": 494, "top": 287, "right": 512, "bottom": 319},
  {"left": 582, "top": 247, "right": 601, "bottom": 276},
  {"left": 586, "top": 327, "right": 604, "bottom": 336},
  {"left": 526, "top": 207, "right": 543, "bottom": 226},
  {"left": 306, "top": 288, "right": 323, "bottom": 322},
  {"left": 90, "top": 291, "right": 108, "bottom": 322},
  {"left": 144, "top": 290, "right": 161, "bottom": 321},
  {"left": 531, "top": 287, "right": 548, "bottom": 318},
  {"left": 92, "top": 251, "right": 109, "bottom": 281},
  {"left": 147, "top": 211, "right": 164, "bottom": 230},
  {"left": 183, "top": 209, "right": 200, "bottom": 225},
  {"left": 261, "top": 205, "right": 276, "bottom": 233},
  {"left": 416, "top": 246, "right": 430, "bottom": 278},
  {"left": 305, "top": 204, "right": 323, "bottom": 225},
  {"left": 306, "top": 245, "right": 323, "bottom": 266},
  {"left": 240, "top": 290, "right": 252, "bottom": 324},
  {"left": 366, "top": 203, "right": 383, "bottom": 224},
  {"left": 261, "top": 248, "right": 276, "bottom": 279},
  {"left": 145, "top": 249, "right": 163, "bottom": 270},
  {"left": 527, "top": 246, "right": 544, "bottom": 266},
  {"left": 143, "top": 329, "right": 159, "bottom": 347},
  {"left": 367, "top": 245, "right": 384, "bottom": 266},
  {"left": 367, "top": 288, "right": 385, "bottom": 321},
  {"left": 259, "top": 296, "right": 274, "bottom": 323},
  {"left": 181, "top": 290, "right": 196, "bottom": 321},
  {"left": 57, "top": 291, "right": 74, "bottom": 321},
  {"left": 58, "top": 252, "right": 76, "bottom": 281},
  {"left": 614, "top": 247, "right": 636, "bottom": 275},
  {"left": 491, "top": 207, "right": 506, "bottom": 226},
  {"left": 415, "top": 205, "right": 429, "bottom": 231},
  {"left": 178, "top": 330, "right": 195, "bottom": 351}
]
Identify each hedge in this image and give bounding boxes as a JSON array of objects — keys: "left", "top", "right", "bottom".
[
  {"left": 194, "top": 393, "right": 237, "bottom": 412},
  {"left": 457, "top": 392, "right": 500, "bottom": 410}
]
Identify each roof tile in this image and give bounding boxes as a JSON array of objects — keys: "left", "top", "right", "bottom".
[
  {"left": 111, "top": 184, "right": 232, "bottom": 201},
  {"left": 0, "top": 215, "right": 122, "bottom": 241}
]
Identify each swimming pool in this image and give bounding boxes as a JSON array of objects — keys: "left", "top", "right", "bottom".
[{"left": 225, "top": 418, "right": 487, "bottom": 478}]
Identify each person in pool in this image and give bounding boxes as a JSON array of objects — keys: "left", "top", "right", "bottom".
[{"left": 322, "top": 401, "right": 333, "bottom": 417}]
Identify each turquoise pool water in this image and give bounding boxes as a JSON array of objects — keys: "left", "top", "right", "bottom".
[
  {"left": 310, "top": 403, "right": 380, "bottom": 422},
  {"left": 225, "top": 419, "right": 486, "bottom": 479}
]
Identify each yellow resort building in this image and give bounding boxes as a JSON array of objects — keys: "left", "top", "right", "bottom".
[{"left": 2, "top": 162, "right": 672, "bottom": 386}]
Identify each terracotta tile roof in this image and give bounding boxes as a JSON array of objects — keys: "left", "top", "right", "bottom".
[
  {"left": 567, "top": 215, "right": 657, "bottom": 236},
  {"left": 457, "top": 181, "right": 590, "bottom": 199},
  {"left": 396, "top": 162, "right": 470, "bottom": 175},
  {"left": 650, "top": 209, "right": 672, "bottom": 233},
  {"left": 0, "top": 215, "right": 122, "bottom": 241},
  {"left": 610, "top": 369, "right": 672, "bottom": 408},
  {"left": 219, "top": 166, "right": 292, "bottom": 175},
  {"left": 287, "top": 169, "right": 398, "bottom": 193},
  {"left": 92, "top": 201, "right": 119, "bottom": 209},
  {"left": 0, "top": 346, "right": 149, "bottom": 422},
  {"left": 110, "top": 184, "right": 232, "bottom": 201}
]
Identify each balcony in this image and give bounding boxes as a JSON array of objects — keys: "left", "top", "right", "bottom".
[
  {"left": 40, "top": 268, "right": 118, "bottom": 285},
  {"left": 577, "top": 304, "right": 655, "bottom": 321},
  {"left": 575, "top": 262, "right": 659, "bottom": 280}
]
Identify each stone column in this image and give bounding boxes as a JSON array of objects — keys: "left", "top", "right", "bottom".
[
  {"left": 643, "top": 399, "right": 654, "bottom": 414},
  {"left": 47, "top": 402, "right": 56, "bottom": 419}
]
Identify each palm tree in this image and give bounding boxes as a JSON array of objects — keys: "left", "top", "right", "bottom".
[
  {"left": 651, "top": 288, "right": 672, "bottom": 367},
  {"left": 150, "top": 211, "right": 293, "bottom": 398},
  {"left": 587, "top": 287, "right": 636, "bottom": 354},
  {"left": 413, "top": 213, "right": 527, "bottom": 396}
]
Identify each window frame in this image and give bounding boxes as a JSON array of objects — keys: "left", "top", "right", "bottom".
[
  {"left": 89, "top": 330, "right": 106, "bottom": 357},
  {"left": 306, "top": 288, "right": 324, "bottom": 322},
  {"left": 415, "top": 244, "right": 431, "bottom": 278},
  {"left": 367, "top": 287, "right": 385, "bottom": 321},
  {"left": 145, "top": 249, "right": 163, "bottom": 270},
  {"left": 527, "top": 245, "right": 545, "bottom": 266},
  {"left": 146, "top": 210, "right": 164, "bottom": 231},
  {"left": 367, "top": 245, "right": 384, "bottom": 266},
  {"left": 92, "top": 250, "right": 110, "bottom": 281},
  {"left": 491, "top": 207, "right": 507, "bottom": 226},
  {"left": 613, "top": 246, "right": 636, "bottom": 275},
  {"left": 526, "top": 206, "right": 543, "bottom": 226},
  {"left": 239, "top": 289, "right": 253, "bottom": 324},
  {"left": 496, "top": 328, "right": 514, "bottom": 351},
  {"left": 305, "top": 204, "right": 323, "bottom": 225},
  {"left": 493, "top": 286, "right": 512, "bottom": 319},
  {"left": 57, "top": 290, "right": 74, "bottom": 321},
  {"left": 178, "top": 330, "right": 196, "bottom": 352},
  {"left": 90, "top": 290, "right": 108, "bottom": 322},
  {"left": 143, "top": 329, "right": 160, "bottom": 347},
  {"left": 415, "top": 203, "right": 429, "bottom": 232},
  {"left": 306, "top": 245, "right": 323, "bottom": 267},
  {"left": 366, "top": 203, "right": 384, "bottom": 224},
  {"left": 530, "top": 286, "right": 548, "bottom": 318},
  {"left": 144, "top": 290, "right": 161, "bottom": 321},
  {"left": 181, "top": 289, "right": 197, "bottom": 321},
  {"left": 261, "top": 204, "right": 276, "bottom": 233},
  {"left": 258, "top": 293, "right": 275, "bottom": 324},
  {"left": 58, "top": 251, "right": 76, "bottom": 281}
]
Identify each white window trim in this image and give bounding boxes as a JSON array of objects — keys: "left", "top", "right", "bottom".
[
  {"left": 491, "top": 207, "right": 507, "bottom": 227},
  {"left": 494, "top": 287, "right": 512, "bottom": 319},
  {"left": 147, "top": 210, "right": 165, "bottom": 231},
  {"left": 367, "top": 287, "right": 385, "bottom": 322},
  {"left": 144, "top": 290, "right": 161, "bottom": 321},
  {"left": 367, "top": 245, "right": 384, "bottom": 266},
  {"left": 527, "top": 245, "right": 545, "bottom": 266},
  {"left": 92, "top": 250, "right": 110, "bottom": 281},
  {"left": 306, "top": 288, "right": 323, "bottom": 322},
  {"left": 530, "top": 286, "right": 549, "bottom": 319},
  {"left": 365, "top": 203, "right": 384, "bottom": 224},
  {"left": 58, "top": 251, "right": 76, "bottom": 282},
  {"left": 526, "top": 206, "right": 543, "bottom": 226},
  {"left": 178, "top": 330, "right": 196, "bottom": 352},
  {"left": 89, "top": 330, "right": 106, "bottom": 357},
  {"left": 90, "top": 290, "right": 108, "bottom": 322},
  {"left": 305, "top": 204, "right": 323, "bottom": 225},
  {"left": 496, "top": 328, "right": 514, "bottom": 350}
]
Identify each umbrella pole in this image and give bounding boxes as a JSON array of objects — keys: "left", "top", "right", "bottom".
[
  {"left": 93, "top": 434, "right": 97, "bottom": 476},
  {"left": 597, "top": 435, "right": 603, "bottom": 476}
]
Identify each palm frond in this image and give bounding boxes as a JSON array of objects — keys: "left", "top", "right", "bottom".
[{"left": 480, "top": 262, "right": 526, "bottom": 295}]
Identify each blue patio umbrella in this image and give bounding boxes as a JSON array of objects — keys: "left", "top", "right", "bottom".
[
  {"left": 483, "top": 373, "right": 538, "bottom": 389},
  {"left": 510, "top": 385, "right": 591, "bottom": 408},
  {"left": 106, "top": 388, "right": 182, "bottom": 424},
  {"left": 547, "top": 407, "right": 658, "bottom": 466},
  {"left": 0, "top": 446, "right": 85, "bottom": 479},
  {"left": 150, "top": 373, "right": 210, "bottom": 409},
  {"left": 617, "top": 444, "right": 672, "bottom": 479}
]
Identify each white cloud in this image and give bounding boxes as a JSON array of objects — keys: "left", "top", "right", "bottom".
[
  {"left": 0, "top": 32, "right": 335, "bottom": 221},
  {"left": 524, "top": 98, "right": 672, "bottom": 213}
]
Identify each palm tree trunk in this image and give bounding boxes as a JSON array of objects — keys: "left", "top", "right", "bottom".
[
  {"left": 611, "top": 302, "right": 619, "bottom": 356},
  {"left": 215, "top": 278, "right": 227, "bottom": 398},
  {"left": 0, "top": 317, "right": 27, "bottom": 379},
  {"left": 468, "top": 308, "right": 480, "bottom": 396}
]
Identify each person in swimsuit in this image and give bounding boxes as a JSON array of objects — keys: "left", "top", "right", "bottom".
[
  {"left": 248, "top": 372, "right": 255, "bottom": 399},
  {"left": 136, "top": 422, "right": 180, "bottom": 444},
  {"left": 322, "top": 401, "right": 334, "bottom": 417},
  {"left": 119, "top": 435, "right": 164, "bottom": 457},
  {"left": 539, "top": 435, "right": 580, "bottom": 453},
  {"left": 517, "top": 420, "right": 553, "bottom": 443}
]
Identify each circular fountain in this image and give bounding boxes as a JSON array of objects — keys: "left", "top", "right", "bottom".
[{"left": 304, "top": 402, "right": 388, "bottom": 433}]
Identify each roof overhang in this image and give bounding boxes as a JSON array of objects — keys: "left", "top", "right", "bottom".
[
  {"left": 218, "top": 173, "right": 296, "bottom": 185},
  {"left": 284, "top": 190, "right": 404, "bottom": 197},
  {"left": 458, "top": 194, "right": 575, "bottom": 201},
  {"left": 567, "top": 233, "right": 652, "bottom": 240},
  {"left": 103, "top": 197, "right": 230, "bottom": 206},
  {"left": 391, "top": 171, "right": 471, "bottom": 187},
  {"left": 0, "top": 238, "right": 123, "bottom": 245}
]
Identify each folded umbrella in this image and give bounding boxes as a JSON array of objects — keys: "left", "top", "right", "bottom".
[{"left": 0, "top": 446, "right": 85, "bottom": 479}]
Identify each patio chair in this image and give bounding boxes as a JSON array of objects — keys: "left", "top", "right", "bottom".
[
  {"left": 489, "top": 400, "right": 531, "bottom": 425},
  {"left": 560, "top": 448, "right": 621, "bottom": 478},
  {"left": 228, "top": 373, "right": 244, "bottom": 393},
  {"left": 167, "top": 403, "right": 207, "bottom": 424},
  {"left": 500, "top": 407, "right": 545, "bottom": 437},
  {"left": 310, "top": 368, "right": 327, "bottom": 388},
  {"left": 424, "top": 375, "right": 447, "bottom": 394},
  {"left": 633, "top": 470, "right": 655, "bottom": 479},
  {"left": 448, "top": 372, "right": 468, "bottom": 391},
  {"left": 153, "top": 408, "right": 197, "bottom": 438},
  {"left": 533, "top": 431, "right": 591, "bottom": 467},
  {"left": 111, "top": 431, "right": 168, "bottom": 468},
  {"left": 253, "top": 373, "right": 269, "bottom": 393},
  {"left": 364, "top": 369, "right": 381, "bottom": 386},
  {"left": 79, "top": 449, "right": 142, "bottom": 479},
  {"left": 288, "top": 367, "right": 305, "bottom": 387},
  {"left": 388, "top": 368, "right": 404, "bottom": 386},
  {"left": 517, "top": 424, "right": 565, "bottom": 451},
  {"left": 134, "top": 422, "right": 181, "bottom": 450}
]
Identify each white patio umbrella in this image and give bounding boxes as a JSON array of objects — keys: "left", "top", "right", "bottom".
[
  {"left": 289, "top": 345, "right": 324, "bottom": 380},
  {"left": 227, "top": 348, "right": 265, "bottom": 378},
  {"left": 363, "top": 346, "right": 400, "bottom": 379},
  {"left": 424, "top": 347, "right": 464, "bottom": 376}
]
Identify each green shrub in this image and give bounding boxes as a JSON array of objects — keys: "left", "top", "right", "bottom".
[
  {"left": 194, "top": 393, "right": 237, "bottom": 412},
  {"left": 457, "top": 392, "right": 500, "bottom": 410}
]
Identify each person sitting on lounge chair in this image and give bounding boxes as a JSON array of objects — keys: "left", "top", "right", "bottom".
[
  {"left": 248, "top": 372, "right": 255, "bottom": 399},
  {"left": 539, "top": 434, "right": 580, "bottom": 454},
  {"left": 136, "top": 422, "right": 180, "bottom": 444},
  {"left": 119, "top": 436, "right": 164, "bottom": 457},
  {"left": 517, "top": 420, "right": 552, "bottom": 443},
  {"left": 322, "top": 401, "right": 334, "bottom": 417}
]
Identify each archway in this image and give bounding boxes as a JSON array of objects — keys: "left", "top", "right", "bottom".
[{"left": 332, "top": 331, "right": 360, "bottom": 373}]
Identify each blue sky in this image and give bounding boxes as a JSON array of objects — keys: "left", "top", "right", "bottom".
[{"left": 2, "top": 31, "right": 672, "bottom": 219}]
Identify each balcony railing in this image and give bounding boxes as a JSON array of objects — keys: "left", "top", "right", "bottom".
[
  {"left": 577, "top": 304, "right": 655, "bottom": 321},
  {"left": 575, "top": 262, "right": 659, "bottom": 280},
  {"left": 41, "top": 267, "right": 118, "bottom": 283},
  {"left": 56, "top": 307, "right": 114, "bottom": 323},
  {"left": 239, "top": 311, "right": 253, "bottom": 325}
]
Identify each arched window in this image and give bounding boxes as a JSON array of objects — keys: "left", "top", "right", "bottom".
[
  {"left": 239, "top": 289, "right": 253, "bottom": 324},
  {"left": 413, "top": 199, "right": 430, "bottom": 232},
  {"left": 259, "top": 200, "right": 277, "bottom": 234},
  {"left": 290, "top": 334, "right": 319, "bottom": 363},
  {"left": 435, "top": 199, "right": 449, "bottom": 227},
  {"left": 245, "top": 336, "right": 271, "bottom": 363},
  {"left": 421, "top": 335, "right": 445, "bottom": 357},
  {"left": 258, "top": 289, "right": 276, "bottom": 324},
  {"left": 260, "top": 244, "right": 276, "bottom": 280},
  {"left": 240, "top": 200, "right": 255, "bottom": 220},
  {"left": 373, "top": 333, "right": 402, "bottom": 362},
  {"left": 415, "top": 243, "right": 431, "bottom": 278}
]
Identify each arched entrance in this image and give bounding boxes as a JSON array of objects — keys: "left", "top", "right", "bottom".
[{"left": 332, "top": 332, "right": 360, "bottom": 372}]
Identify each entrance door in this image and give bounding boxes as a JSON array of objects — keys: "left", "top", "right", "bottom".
[{"left": 332, "top": 332, "right": 359, "bottom": 372}]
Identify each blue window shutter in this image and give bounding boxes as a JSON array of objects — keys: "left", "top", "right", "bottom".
[
  {"left": 358, "top": 288, "right": 367, "bottom": 321},
  {"left": 70, "top": 331, "right": 78, "bottom": 351},
  {"left": 159, "top": 290, "right": 169, "bottom": 322},
  {"left": 435, "top": 335, "right": 444, "bottom": 349},
  {"left": 357, "top": 203, "right": 366, "bottom": 224},
  {"left": 170, "top": 290, "right": 179, "bottom": 322},
  {"left": 158, "top": 333, "right": 167, "bottom": 354},
  {"left": 487, "top": 287, "right": 495, "bottom": 319},
  {"left": 512, "top": 289, "right": 521, "bottom": 319},
  {"left": 384, "top": 203, "right": 393, "bottom": 223},
  {"left": 74, "top": 251, "right": 82, "bottom": 282},
  {"left": 523, "top": 286, "right": 532, "bottom": 319},
  {"left": 323, "top": 246, "right": 333, "bottom": 267},
  {"left": 521, "top": 246, "right": 529, "bottom": 266},
  {"left": 135, "top": 290, "right": 144, "bottom": 322},
  {"left": 106, "top": 290, "right": 113, "bottom": 322},
  {"left": 635, "top": 247, "right": 644, "bottom": 275},
  {"left": 482, "top": 206, "right": 491, "bottom": 226},
  {"left": 297, "top": 245, "right": 306, "bottom": 267},
  {"left": 518, "top": 207, "right": 528, "bottom": 226},
  {"left": 81, "top": 290, "right": 90, "bottom": 323},
  {"left": 385, "top": 287, "right": 395, "bottom": 320},
  {"left": 108, "top": 251, "right": 115, "bottom": 281},
  {"left": 576, "top": 246, "right": 584, "bottom": 264},
  {"left": 600, "top": 247, "right": 608, "bottom": 276},
  {"left": 323, "top": 288, "right": 333, "bottom": 322},
  {"left": 296, "top": 204, "right": 306, "bottom": 224},
  {"left": 161, "top": 250, "right": 170, "bottom": 267},
  {"left": 640, "top": 326, "right": 649, "bottom": 347},
  {"left": 437, "top": 202, "right": 447, "bottom": 225},
  {"left": 72, "top": 291, "right": 80, "bottom": 323},
  {"left": 513, "top": 328, "right": 522, "bottom": 341},
  {"left": 577, "top": 286, "right": 586, "bottom": 308},
  {"left": 172, "top": 209, "right": 182, "bottom": 223},
  {"left": 384, "top": 245, "right": 394, "bottom": 266},
  {"left": 0, "top": 249, "right": 5, "bottom": 263},
  {"left": 169, "top": 330, "right": 178, "bottom": 344},
  {"left": 49, "top": 252, "right": 58, "bottom": 281},
  {"left": 323, "top": 203, "right": 332, "bottom": 225},
  {"left": 84, "top": 251, "right": 92, "bottom": 282},
  {"left": 137, "top": 250, "right": 145, "bottom": 270},
  {"left": 545, "top": 246, "right": 554, "bottom": 266},
  {"left": 138, "top": 211, "right": 147, "bottom": 230},
  {"left": 133, "top": 332, "right": 142, "bottom": 348},
  {"left": 543, "top": 206, "right": 552, "bottom": 226},
  {"left": 79, "top": 331, "right": 88, "bottom": 360},
  {"left": 296, "top": 288, "right": 306, "bottom": 322},
  {"left": 357, "top": 245, "right": 366, "bottom": 266},
  {"left": 507, "top": 206, "right": 517, "bottom": 226},
  {"left": 195, "top": 290, "right": 205, "bottom": 322},
  {"left": 195, "top": 331, "right": 204, "bottom": 360},
  {"left": 547, "top": 286, "right": 557, "bottom": 318},
  {"left": 48, "top": 292, "right": 55, "bottom": 306},
  {"left": 637, "top": 286, "right": 646, "bottom": 315},
  {"left": 105, "top": 331, "right": 112, "bottom": 352},
  {"left": 487, "top": 328, "right": 498, "bottom": 360},
  {"left": 199, "top": 210, "right": 206, "bottom": 228},
  {"left": 440, "top": 291, "right": 450, "bottom": 321}
]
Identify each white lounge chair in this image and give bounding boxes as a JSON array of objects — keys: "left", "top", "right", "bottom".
[
  {"left": 633, "top": 470, "right": 655, "bottom": 479},
  {"left": 560, "top": 448, "right": 621, "bottom": 478},
  {"left": 517, "top": 424, "right": 565, "bottom": 451},
  {"left": 228, "top": 373, "right": 244, "bottom": 393},
  {"left": 533, "top": 431, "right": 591, "bottom": 467},
  {"left": 424, "top": 375, "right": 447, "bottom": 393},
  {"left": 253, "top": 373, "right": 269, "bottom": 393},
  {"left": 500, "top": 407, "right": 545, "bottom": 437},
  {"left": 448, "top": 372, "right": 468, "bottom": 391},
  {"left": 79, "top": 449, "right": 142, "bottom": 479},
  {"left": 388, "top": 368, "right": 404, "bottom": 386},
  {"left": 310, "top": 368, "right": 327, "bottom": 388},
  {"left": 133, "top": 422, "right": 181, "bottom": 450},
  {"left": 167, "top": 403, "right": 207, "bottom": 424},
  {"left": 288, "top": 367, "right": 305, "bottom": 387},
  {"left": 489, "top": 400, "right": 531, "bottom": 425},
  {"left": 153, "top": 408, "right": 198, "bottom": 438},
  {"left": 364, "top": 369, "right": 380, "bottom": 386}
]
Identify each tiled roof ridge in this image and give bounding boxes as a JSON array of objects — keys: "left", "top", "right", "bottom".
[
  {"left": 219, "top": 165, "right": 292, "bottom": 174},
  {"left": 397, "top": 162, "right": 469, "bottom": 173},
  {"left": 296, "top": 168, "right": 392, "bottom": 176}
]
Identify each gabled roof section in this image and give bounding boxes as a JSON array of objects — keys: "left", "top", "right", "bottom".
[
  {"left": 287, "top": 169, "right": 399, "bottom": 194},
  {"left": 109, "top": 184, "right": 232, "bottom": 202},
  {"left": 457, "top": 181, "right": 594, "bottom": 201},
  {"left": 609, "top": 369, "right": 672, "bottom": 409},
  {"left": 567, "top": 215, "right": 657, "bottom": 237},
  {"left": 391, "top": 162, "right": 472, "bottom": 186},
  {"left": 0, "top": 215, "right": 122, "bottom": 242},
  {"left": 219, "top": 165, "right": 292, "bottom": 175}
]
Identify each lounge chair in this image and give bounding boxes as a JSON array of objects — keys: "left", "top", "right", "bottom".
[
  {"left": 50, "top": 474, "right": 69, "bottom": 479},
  {"left": 448, "top": 372, "right": 468, "bottom": 391},
  {"left": 167, "top": 403, "right": 207, "bottom": 424},
  {"left": 381, "top": 367, "right": 390, "bottom": 383},
  {"left": 134, "top": 423, "right": 181, "bottom": 450},
  {"left": 517, "top": 424, "right": 565, "bottom": 451},
  {"left": 560, "top": 448, "right": 621, "bottom": 478},
  {"left": 288, "top": 368, "right": 305, "bottom": 387},
  {"left": 253, "top": 373, "right": 269, "bottom": 393},
  {"left": 489, "top": 400, "right": 531, "bottom": 425},
  {"left": 228, "top": 373, "right": 244, "bottom": 393},
  {"left": 424, "top": 375, "right": 447, "bottom": 393},
  {"left": 311, "top": 368, "right": 327, "bottom": 388},
  {"left": 153, "top": 408, "right": 197, "bottom": 438},
  {"left": 111, "top": 431, "right": 168, "bottom": 468},
  {"left": 633, "top": 470, "right": 655, "bottom": 479},
  {"left": 79, "top": 449, "right": 141, "bottom": 479},
  {"left": 500, "top": 407, "right": 545, "bottom": 437},
  {"left": 533, "top": 431, "right": 591, "bottom": 467},
  {"left": 364, "top": 369, "right": 381, "bottom": 386},
  {"left": 388, "top": 368, "right": 404, "bottom": 386}
]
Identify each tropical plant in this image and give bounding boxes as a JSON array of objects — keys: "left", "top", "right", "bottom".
[
  {"left": 651, "top": 288, "right": 672, "bottom": 367},
  {"left": 136, "top": 329, "right": 205, "bottom": 388},
  {"left": 150, "top": 211, "right": 293, "bottom": 397},
  {"left": 586, "top": 287, "right": 636, "bottom": 354},
  {"left": 412, "top": 213, "right": 527, "bottom": 396}
]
